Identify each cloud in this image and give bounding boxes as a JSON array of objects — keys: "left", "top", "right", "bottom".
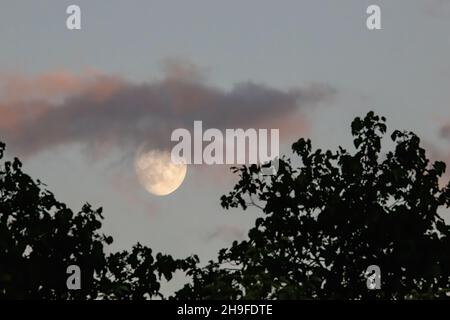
[
  {"left": 0, "top": 62, "right": 335, "bottom": 158},
  {"left": 0, "top": 70, "right": 121, "bottom": 104}
]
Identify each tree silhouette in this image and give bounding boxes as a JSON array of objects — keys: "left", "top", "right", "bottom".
[
  {"left": 0, "top": 142, "right": 196, "bottom": 299},
  {"left": 2, "top": 112, "right": 450, "bottom": 300},
  {"left": 176, "top": 112, "right": 450, "bottom": 299}
]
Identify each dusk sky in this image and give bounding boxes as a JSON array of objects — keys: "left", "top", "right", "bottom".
[{"left": 1, "top": 0, "right": 450, "bottom": 293}]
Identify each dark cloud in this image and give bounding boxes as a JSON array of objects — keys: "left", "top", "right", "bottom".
[{"left": 0, "top": 64, "right": 335, "bottom": 158}]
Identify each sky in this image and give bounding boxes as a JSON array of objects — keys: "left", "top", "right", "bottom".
[{"left": 1, "top": 0, "right": 450, "bottom": 293}]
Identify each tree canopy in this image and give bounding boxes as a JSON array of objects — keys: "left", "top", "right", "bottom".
[
  {"left": 176, "top": 112, "right": 450, "bottom": 299},
  {"left": 1, "top": 112, "right": 449, "bottom": 299},
  {"left": 0, "top": 142, "right": 196, "bottom": 299}
]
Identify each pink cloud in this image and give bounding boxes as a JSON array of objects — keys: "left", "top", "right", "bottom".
[{"left": 0, "top": 63, "right": 334, "bottom": 160}]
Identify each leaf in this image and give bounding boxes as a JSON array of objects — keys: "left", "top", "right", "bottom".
[
  {"left": 433, "top": 161, "right": 446, "bottom": 176},
  {"left": 351, "top": 117, "right": 363, "bottom": 136}
]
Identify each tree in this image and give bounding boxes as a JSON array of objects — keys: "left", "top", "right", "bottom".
[
  {"left": 176, "top": 112, "right": 450, "bottom": 299},
  {"left": 2, "top": 112, "right": 450, "bottom": 300},
  {"left": 0, "top": 142, "right": 196, "bottom": 299}
]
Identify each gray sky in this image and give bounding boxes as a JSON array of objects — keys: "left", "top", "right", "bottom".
[{"left": 1, "top": 0, "right": 450, "bottom": 293}]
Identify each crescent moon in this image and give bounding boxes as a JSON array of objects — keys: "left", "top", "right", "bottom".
[{"left": 135, "top": 149, "right": 187, "bottom": 196}]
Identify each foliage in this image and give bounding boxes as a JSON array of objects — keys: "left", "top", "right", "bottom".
[
  {"left": 1, "top": 112, "right": 450, "bottom": 300},
  {"left": 176, "top": 112, "right": 450, "bottom": 299},
  {"left": 0, "top": 142, "right": 196, "bottom": 299}
]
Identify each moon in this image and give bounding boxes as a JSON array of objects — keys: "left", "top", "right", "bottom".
[{"left": 135, "top": 149, "right": 187, "bottom": 196}]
